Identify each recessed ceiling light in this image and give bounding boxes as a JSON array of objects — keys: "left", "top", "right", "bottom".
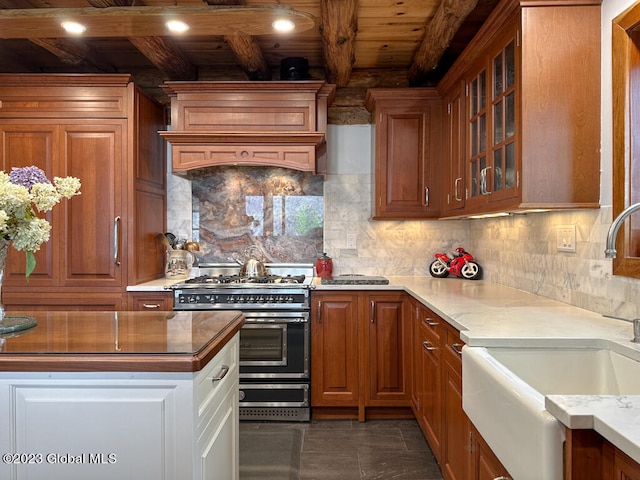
[
  {"left": 166, "top": 20, "right": 190, "bottom": 34},
  {"left": 61, "top": 21, "right": 86, "bottom": 34},
  {"left": 272, "top": 18, "right": 295, "bottom": 32}
]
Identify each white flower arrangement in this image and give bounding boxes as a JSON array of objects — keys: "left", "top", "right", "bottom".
[{"left": 0, "top": 166, "right": 81, "bottom": 278}]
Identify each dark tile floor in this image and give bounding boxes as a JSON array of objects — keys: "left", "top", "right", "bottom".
[{"left": 240, "top": 418, "right": 444, "bottom": 480}]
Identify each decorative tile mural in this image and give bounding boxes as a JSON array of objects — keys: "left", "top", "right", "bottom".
[{"left": 190, "top": 166, "right": 323, "bottom": 263}]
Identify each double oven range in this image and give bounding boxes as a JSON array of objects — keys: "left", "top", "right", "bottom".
[{"left": 170, "top": 263, "right": 313, "bottom": 422}]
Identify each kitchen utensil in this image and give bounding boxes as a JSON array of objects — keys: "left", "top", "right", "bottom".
[
  {"left": 164, "top": 232, "right": 176, "bottom": 248},
  {"left": 156, "top": 233, "right": 173, "bottom": 250},
  {"left": 236, "top": 246, "right": 266, "bottom": 277}
]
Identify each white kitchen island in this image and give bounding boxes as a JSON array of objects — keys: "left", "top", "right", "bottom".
[{"left": 0, "top": 310, "right": 244, "bottom": 480}]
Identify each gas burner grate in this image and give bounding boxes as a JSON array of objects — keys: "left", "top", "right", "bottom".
[{"left": 184, "top": 274, "right": 306, "bottom": 285}]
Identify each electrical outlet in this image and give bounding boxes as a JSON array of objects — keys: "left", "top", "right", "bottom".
[
  {"left": 346, "top": 233, "right": 357, "bottom": 249},
  {"left": 556, "top": 225, "right": 576, "bottom": 253}
]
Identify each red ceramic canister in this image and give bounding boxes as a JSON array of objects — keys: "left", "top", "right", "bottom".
[{"left": 315, "top": 253, "right": 333, "bottom": 278}]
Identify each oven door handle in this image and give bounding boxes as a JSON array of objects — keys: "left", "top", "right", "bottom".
[{"left": 212, "top": 365, "right": 230, "bottom": 383}]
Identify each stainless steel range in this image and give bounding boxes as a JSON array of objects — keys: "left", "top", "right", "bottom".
[{"left": 170, "top": 263, "right": 313, "bottom": 422}]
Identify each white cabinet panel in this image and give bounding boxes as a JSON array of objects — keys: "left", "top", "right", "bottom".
[{"left": 12, "top": 384, "right": 182, "bottom": 480}]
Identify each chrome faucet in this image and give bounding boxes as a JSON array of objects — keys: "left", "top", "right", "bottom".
[{"left": 605, "top": 202, "right": 640, "bottom": 258}]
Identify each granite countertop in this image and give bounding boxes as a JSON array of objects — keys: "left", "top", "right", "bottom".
[
  {"left": 0, "top": 310, "right": 244, "bottom": 372},
  {"left": 132, "top": 275, "right": 640, "bottom": 462}
]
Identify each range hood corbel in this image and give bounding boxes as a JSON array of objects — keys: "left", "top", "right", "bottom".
[{"left": 160, "top": 81, "right": 335, "bottom": 176}]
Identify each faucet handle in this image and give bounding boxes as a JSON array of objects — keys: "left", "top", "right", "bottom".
[{"left": 633, "top": 319, "right": 640, "bottom": 343}]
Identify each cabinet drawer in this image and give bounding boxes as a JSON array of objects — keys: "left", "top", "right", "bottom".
[
  {"left": 195, "top": 334, "right": 239, "bottom": 419},
  {"left": 418, "top": 307, "right": 443, "bottom": 346}
]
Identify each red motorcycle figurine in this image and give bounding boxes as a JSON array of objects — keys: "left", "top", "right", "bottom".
[{"left": 429, "top": 247, "right": 482, "bottom": 280}]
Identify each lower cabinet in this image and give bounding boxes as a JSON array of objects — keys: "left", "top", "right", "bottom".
[
  {"left": 470, "top": 424, "right": 511, "bottom": 480},
  {"left": 0, "top": 333, "right": 239, "bottom": 480},
  {"left": 411, "top": 299, "right": 443, "bottom": 463},
  {"left": 441, "top": 322, "right": 471, "bottom": 480},
  {"left": 311, "top": 290, "right": 410, "bottom": 420},
  {"left": 410, "top": 300, "right": 511, "bottom": 480},
  {"left": 312, "top": 289, "right": 511, "bottom": 479},
  {"left": 565, "top": 428, "right": 640, "bottom": 480},
  {"left": 311, "top": 291, "right": 360, "bottom": 407},
  {"left": 128, "top": 291, "right": 173, "bottom": 311}
]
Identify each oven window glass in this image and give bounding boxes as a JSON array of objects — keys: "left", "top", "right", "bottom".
[{"left": 240, "top": 325, "right": 287, "bottom": 365}]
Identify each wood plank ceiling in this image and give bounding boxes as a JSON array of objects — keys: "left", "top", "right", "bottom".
[{"left": 0, "top": 0, "right": 498, "bottom": 121}]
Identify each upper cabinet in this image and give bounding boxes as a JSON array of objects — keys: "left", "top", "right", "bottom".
[
  {"left": 612, "top": 3, "right": 640, "bottom": 279},
  {"left": 438, "top": 0, "right": 601, "bottom": 217},
  {"left": 0, "top": 74, "right": 166, "bottom": 310},
  {"left": 160, "top": 81, "right": 335, "bottom": 176},
  {"left": 364, "top": 89, "right": 443, "bottom": 220}
]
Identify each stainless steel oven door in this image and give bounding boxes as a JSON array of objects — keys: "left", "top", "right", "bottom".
[{"left": 239, "top": 311, "right": 309, "bottom": 379}]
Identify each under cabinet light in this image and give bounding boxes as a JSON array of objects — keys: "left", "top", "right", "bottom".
[{"left": 61, "top": 21, "right": 86, "bottom": 34}]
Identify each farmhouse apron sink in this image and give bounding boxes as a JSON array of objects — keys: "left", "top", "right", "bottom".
[{"left": 462, "top": 343, "right": 640, "bottom": 480}]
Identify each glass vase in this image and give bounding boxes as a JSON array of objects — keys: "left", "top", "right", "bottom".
[
  {"left": 0, "top": 238, "right": 9, "bottom": 322},
  {"left": 0, "top": 239, "right": 37, "bottom": 334}
]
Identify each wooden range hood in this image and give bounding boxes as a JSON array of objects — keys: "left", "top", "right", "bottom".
[{"left": 160, "top": 81, "right": 336, "bottom": 175}]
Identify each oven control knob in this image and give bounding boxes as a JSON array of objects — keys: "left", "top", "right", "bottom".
[
  {"left": 239, "top": 390, "right": 246, "bottom": 401},
  {"left": 258, "top": 296, "right": 265, "bottom": 303}
]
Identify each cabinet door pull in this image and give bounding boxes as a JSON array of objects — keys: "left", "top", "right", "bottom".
[
  {"left": 454, "top": 177, "right": 463, "bottom": 202},
  {"left": 212, "top": 365, "right": 230, "bottom": 383},
  {"left": 422, "top": 341, "right": 436, "bottom": 351},
  {"left": 480, "top": 166, "right": 492, "bottom": 195},
  {"left": 424, "top": 317, "right": 439, "bottom": 327},
  {"left": 424, "top": 187, "right": 429, "bottom": 206},
  {"left": 114, "top": 216, "right": 121, "bottom": 266},
  {"left": 370, "top": 300, "right": 375, "bottom": 323},
  {"left": 142, "top": 303, "right": 160, "bottom": 309},
  {"left": 450, "top": 343, "right": 464, "bottom": 355},
  {"left": 316, "top": 301, "right": 322, "bottom": 323}
]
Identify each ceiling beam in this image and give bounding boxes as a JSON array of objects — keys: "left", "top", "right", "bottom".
[
  {"left": 205, "top": 0, "right": 271, "bottom": 81},
  {"left": 128, "top": 36, "right": 198, "bottom": 81},
  {"left": 89, "top": 0, "right": 197, "bottom": 81},
  {"left": 0, "top": 5, "right": 315, "bottom": 38},
  {"left": 408, "top": 0, "right": 479, "bottom": 85},
  {"left": 28, "top": 37, "right": 116, "bottom": 72},
  {"left": 0, "top": 2, "right": 118, "bottom": 73},
  {"left": 320, "top": 0, "right": 358, "bottom": 86}
]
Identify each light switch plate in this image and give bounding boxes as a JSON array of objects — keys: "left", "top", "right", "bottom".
[{"left": 557, "top": 225, "right": 576, "bottom": 253}]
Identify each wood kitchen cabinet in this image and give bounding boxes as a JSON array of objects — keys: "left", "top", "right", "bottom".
[
  {"left": 470, "top": 423, "right": 511, "bottom": 480},
  {"left": 311, "top": 291, "right": 410, "bottom": 420},
  {"left": 366, "top": 293, "right": 411, "bottom": 406},
  {"left": 565, "top": 428, "right": 640, "bottom": 480},
  {"left": 437, "top": 0, "right": 601, "bottom": 217},
  {"left": 364, "top": 89, "right": 443, "bottom": 220},
  {"left": 411, "top": 299, "right": 443, "bottom": 463},
  {"left": 443, "top": 82, "right": 467, "bottom": 215},
  {"left": 441, "top": 322, "right": 470, "bottom": 480},
  {"left": 0, "top": 74, "right": 166, "bottom": 309},
  {"left": 409, "top": 305, "right": 511, "bottom": 480},
  {"left": 311, "top": 292, "right": 360, "bottom": 408},
  {"left": 128, "top": 292, "right": 174, "bottom": 311}
]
